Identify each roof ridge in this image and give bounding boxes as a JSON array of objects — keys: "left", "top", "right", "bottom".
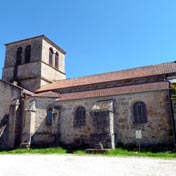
[
  {"left": 36, "top": 61, "right": 176, "bottom": 92},
  {"left": 32, "top": 91, "right": 61, "bottom": 98},
  {"left": 56, "top": 82, "right": 169, "bottom": 101},
  {"left": 5, "top": 35, "right": 66, "bottom": 54},
  {"left": 52, "top": 61, "right": 176, "bottom": 82}
]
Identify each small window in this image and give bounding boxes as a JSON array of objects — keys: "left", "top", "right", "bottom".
[
  {"left": 16, "top": 47, "right": 22, "bottom": 65},
  {"left": 49, "top": 48, "right": 53, "bottom": 66},
  {"left": 74, "top": 106, "right": 86, "bottom": 127},
  {"left": 46, "top": 107, "right": 53, "bottom": 125},
  {"left": 25, "top": 45, "right": 31, "bottom": 63},
  {"left": 133, "top": 101, "right": 147, "bottom": 123},
  {"left": 55, "top": 52, "right": 59, "bottom": 69}
]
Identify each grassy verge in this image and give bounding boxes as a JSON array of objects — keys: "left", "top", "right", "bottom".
[
  {"left": 0, "top": 147, "right": 176, "bottom": 158},
  {"left": 0, "top": 147, "right": 67, "bottom": 154},
  {"left": 106, "top": 148, "right": 176, "bottom": 158}
]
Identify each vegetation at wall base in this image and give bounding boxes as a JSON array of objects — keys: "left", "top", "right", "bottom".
[
  {"left": 0, "top": 147, "right": 67, "bottom": 154},
  {"left": 106, "top": 148, "right": 176, "bottom": 158},
  {"left": 0, "top": 147, "right": 176, "bottom": 158}
]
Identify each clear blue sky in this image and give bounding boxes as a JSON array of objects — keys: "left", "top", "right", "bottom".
[{"left": 1, "top": 0, "right": 176, "bottom": 78}]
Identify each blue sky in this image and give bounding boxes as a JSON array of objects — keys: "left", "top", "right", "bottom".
[{"left": 0, "top": 0, "right": 176, "bottom": 78}]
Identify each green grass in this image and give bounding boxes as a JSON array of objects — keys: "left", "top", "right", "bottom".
[
  {"left": 106, "top": 148, "right": 176, "bottom": 158},
  {"left": 0, "top": 147, "right": 176, "bottom": 158},
  {"left": 0, "top": 147, "right": 67, "bottom": 154}
]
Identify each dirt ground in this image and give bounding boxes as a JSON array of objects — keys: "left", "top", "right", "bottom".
[{"left": 0, "top": 154, "right": 176, "bottom": 176}]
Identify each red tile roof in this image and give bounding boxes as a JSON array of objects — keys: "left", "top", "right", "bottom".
[
  {"left": 56, "top": 82, "right": 169, "bottom": 101},
  {"left": 36, "top": 62, "right": 176, "bottom": 92},
  {"left": 32, "top": 91, "right": 61, "bottom": 98}
]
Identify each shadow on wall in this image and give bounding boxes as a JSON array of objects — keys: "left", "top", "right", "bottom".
[
  {"left": 30, "top": 116, "right": 89, "bottom": 149},
  {"left": 0, "top": 114, "right": 9, "bottom": 149},
  {"left": 30, "top": 116, "right": 56, "bottom": 148}
]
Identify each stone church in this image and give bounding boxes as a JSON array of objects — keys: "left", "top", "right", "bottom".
[{"left": 0, "top": 35, "right": 176, "bottom": 149}]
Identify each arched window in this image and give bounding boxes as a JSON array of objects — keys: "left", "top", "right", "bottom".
[
  {"left": 133, "top": 101, "right": 147, "bottom": 123},
  {"left": 55, "top": 52, "right": 59, "bottom": 69},
  {"left": 25, "top": 45, "right": 31, "bottom": 63},
  {"left": 16, "top": 47, "right": 22, "bottom": 65},
  {"left": 74, "top": 106, "right": 86, "bottom": 127},
  {"left": 46, "top": 107, "right": 53, "bottom": 125},
  {"left": 49, "top": 48, "right": 53, "bottom": 66}
]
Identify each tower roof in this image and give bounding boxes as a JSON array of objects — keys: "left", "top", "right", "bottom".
[{"left": 5, "top": 35, "right": 66, "bottom": 54}]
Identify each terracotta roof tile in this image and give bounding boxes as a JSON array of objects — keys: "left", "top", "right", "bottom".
[
  {"left": 32, "top": 91, "right": 61, "bottom": 98},
  {"left": 37, "top": 62, "right": 176, "bottom": 92},
  {"left": 56, "top": 82, "right": 169, "bottom": 101}
]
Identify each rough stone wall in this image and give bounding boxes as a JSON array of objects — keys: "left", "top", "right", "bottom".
[
  {"left": 42, "top": 39, "right": 65, "bottom": 74},
  {"left": 22, "top": 89, "right": 173, "bottom": 148},
  {"left": 41, "top": 39, "right": 66, "bottom": 86},
  {"left": 2, "top": 38, "right": 42, "bottom": 81},
  {"left": 2, "top": 67, "right": 14, "bottom": 82},
  {"left": 17, "top": 62, "right": 41, "bottom": 91},
  {"left": 17, "top": 62, "right": 41, "bottom": 80},
  {"left": 22, "top": 97, "right": 56, "bottom": 147},
  {"left": 0, "top": 80, "right": 21, "bottom": 148},
  {"left": 90, "top": 111, "right": 114, "bottom": 148},
  {"left": 41, "top": 62, "right": 66, "bottom": 83},
  {"left": 55, "top": 90, "right": 173, "bottom": 147},
  {"left": 2, "top": 37, "right": 66, "bottom": 92},
  {"left": 114, "top": 91, "right": 172, "bottom": 146},
  {"left": 20, "top": 78, "right": 41, "bottom": 93},
  {"left": 57, "top": 100, "right": 93, "bottom": 146},
  {"left": 0, "top": 80, "right": 21, "bottom": 119}
]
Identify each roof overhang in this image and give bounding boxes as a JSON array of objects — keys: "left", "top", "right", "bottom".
[{"left": 91, "top": 100, "right": 114, "bottom": 112}]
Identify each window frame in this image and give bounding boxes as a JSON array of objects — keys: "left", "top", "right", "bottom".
[
  {"left": 133, "top": 101, "right": 147, "bottom": 124},
  {"left": 25, "top": 45, "right": 31, "bottom": 63},
  {"left": 49, "top": 47, "right": 53, "bottom": 66},
  {"left": 74, "top": 106, "right": 86, "bottom": 127},
  {"left": 16, "top": 47, "right": 22, "bottom": 65},
  {"left": 55, "top": 52, "right": 59, "bottom": 69},
  {"left": 46, "top": 107, "right": 53, "bottom": 125}
]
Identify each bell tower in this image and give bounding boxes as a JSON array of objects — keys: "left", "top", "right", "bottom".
[{"left": 2, "top": 35, "right": 66, "bottom": 92}]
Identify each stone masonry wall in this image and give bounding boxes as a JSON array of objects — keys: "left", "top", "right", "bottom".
[
  {"left": 23, "top": 89, "right": 173, "bottom": 148},
  {"left": 55, "top": 90, "right": 173, "bottom": 147},
  {"left": 0, "top": 81, "right": 21, "bottom": 119},
  {"left": 114, "top": 91, "right": 172, "bottom": 146},
  {"left": 17, "top": 62, "right": 41, "bottom": 80},
  {"left": 2, "top": 36, "right": 66, "bottom": 92},
  {"left": 42, "top": 39, "right": 65, "bottom": 74},
  {"left": 4, "top": 38, "right": 42, "bottom": 68},
  {"left": 22, "top": 97, "right": 56, "bottom": 146},
  {"left": 41, "top": 62, "right": 66, "bottom": 83},
  {"left": 0, "top": 81, "right": 21, "bottom": 149},
  {"left": 2, "top": 37, "right": 42, "bottom": 82}
]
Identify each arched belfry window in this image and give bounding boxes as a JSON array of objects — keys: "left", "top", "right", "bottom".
[
  {"left": 133, "top": 101, "right": 147, "bottom": 123},
  {"left": 49, "top": 48, "right": 53, "bottom": 66},
  {"left": 25, "top": 45, "right": 31, "bottom": 63},
  {"left": 16, "top": 47, "right": 22, "bottom": 65},
  {"left": 55, "top": 52, "right": 59, "bottom": 69},
  {"left": 46, "top": 107, "right": 53, "bottom": 125},
  {"left": 74, "top": 106, "right": 86, "bottom": 127}
]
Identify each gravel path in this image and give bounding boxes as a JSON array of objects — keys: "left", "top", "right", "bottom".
[{"left": 0, "top": 154, "right": 176, "bottom": 176}]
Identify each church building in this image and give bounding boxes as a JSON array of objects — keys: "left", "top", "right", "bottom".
[{"left": 0, "top": 35, "right": 176, "bottom": 149}]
